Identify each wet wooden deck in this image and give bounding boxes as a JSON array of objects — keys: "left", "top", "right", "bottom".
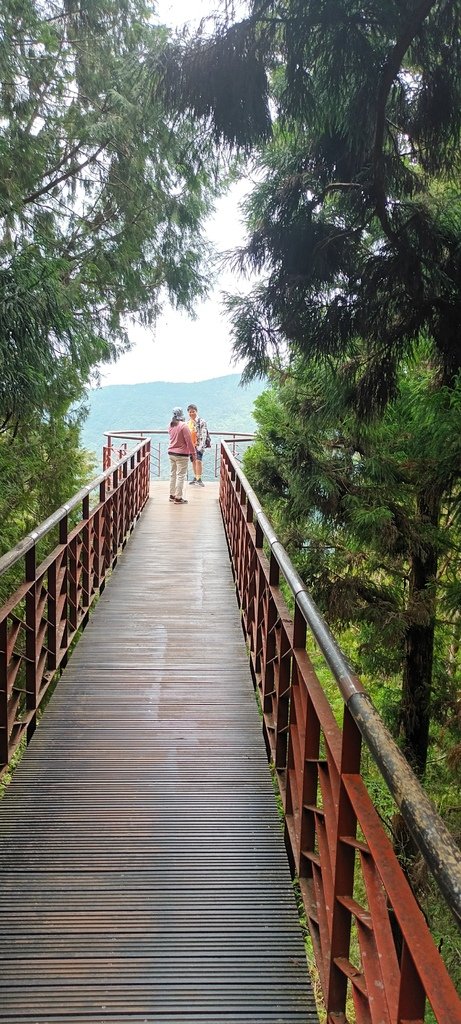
[{"left": 0, "top": 482, "right": 318, "bottom": 1023}]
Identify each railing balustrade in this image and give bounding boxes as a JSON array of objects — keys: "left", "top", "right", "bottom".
[
  {"left": 1, "top": 435, "right": 460, "bottom": 1022},
  {"left": 0, "top": 440, "right": 150, "bottom": 772},
  {"left": 102, "top": 429, "right": 254, "bottom": 478},
  {"left": 219, "top": 442, "right": 461, "bottom": 1024}
]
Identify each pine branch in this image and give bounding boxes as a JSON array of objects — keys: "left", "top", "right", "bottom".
[
  {"left": 22, "top": 43, "right": 64, "bottom": 136},
  {"left": 372, "top": 0, "right": 442, "bottom": 241},
  {"left": 22, "top": 146, "right": 106, "bottom": 207}
]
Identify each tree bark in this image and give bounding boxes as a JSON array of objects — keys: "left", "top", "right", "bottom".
[{"left": 400, "top": 488, "right": 440, "bottom": 777}]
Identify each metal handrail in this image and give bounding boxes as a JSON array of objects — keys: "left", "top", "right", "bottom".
[
  {"left": 0, "top": 440, "right": 148, "bottom": 579},
  {"left": 103, "top": 429, "right": 255, "bottom": 441},
  {"left": 102, "top": 429, "right": 255, "bottom": 478},
  {"left": 221, "top": 440, "right": 461, "bottom": 924},
  {"left": 0, "top": 440, "right": 151, "bottom": 771}
]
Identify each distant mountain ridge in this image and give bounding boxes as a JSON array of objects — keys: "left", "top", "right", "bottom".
[{"left": 80, "top": 374, "right": 266, "bottom": 465}]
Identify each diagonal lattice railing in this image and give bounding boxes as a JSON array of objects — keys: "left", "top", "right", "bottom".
[
  {"left": 219, "top": 442, "right": 461, "bottom": 1024},
  {"left": 0, "top": 440, "right": 150, "bottom": 772}
]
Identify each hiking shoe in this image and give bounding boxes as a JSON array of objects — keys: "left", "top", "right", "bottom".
[
  {"left": 197, "top": 479, "right": 205, "bottom": 487},
  {"left": 189, "top": 478, "right": 196, "bottom": 485},
  {"left": 174, "top": 497, "right": 188, "bottom": 504}
]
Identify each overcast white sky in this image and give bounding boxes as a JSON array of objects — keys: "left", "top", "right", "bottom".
[{"left": 98, "top": 0, "right": 252, "bottom": 387}]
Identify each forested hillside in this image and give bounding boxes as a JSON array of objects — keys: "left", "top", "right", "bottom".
[{"left": 80, "top": 374, "right": 264, "bottom": 461}]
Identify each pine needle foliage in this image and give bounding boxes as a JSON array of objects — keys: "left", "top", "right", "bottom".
[
  {"left": 171, "top": 0, "right": 461, "bottom": 400},
  {"left": 157, "top": 20, "right": 272, "bottom": 148},
  {"left": 243, "top": 354, "right": 461, "bottom": 776},
  {"left": 0, "top": 0, "right": 222, "bottom": 429}
]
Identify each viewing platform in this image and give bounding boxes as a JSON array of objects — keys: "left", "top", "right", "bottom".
[
  {"left": 0, "top": 481, "right": 317, "bottom": 1023},
  {"left": 0, "top": 443, "right": 460, "bottom": 1024}
]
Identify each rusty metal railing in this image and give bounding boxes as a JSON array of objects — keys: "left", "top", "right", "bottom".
[
  {"left": 219, "top": 442, "right": 461, "bottom": 1024},
  {"left": 0, "top": 439, "right": 150, "bottom": 773},
  {"left": 103, "top": 429, "right": 254, "bottom": 477},
  {"left": 102, "top": 441, "right": 127, "bottom": 472}
]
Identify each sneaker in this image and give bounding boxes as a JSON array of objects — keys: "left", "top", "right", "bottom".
[
  {"left": 169, "top": 495, "right": 175, "bottom": 501},
  {"left": 197, "top": 479, "right": 205, "bottom": 487},
  {"left": 174, "top": 497, "right": 188, "bottom": 504},
  {"left": 189, "top": 478, "right": 196, "bottom": 485}
]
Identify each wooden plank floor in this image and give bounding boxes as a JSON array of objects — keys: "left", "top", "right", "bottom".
[{"left": 0, "top": 482, "right": 318, "bottom": 1024}]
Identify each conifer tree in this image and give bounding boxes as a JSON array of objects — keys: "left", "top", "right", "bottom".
[
  {"left": 244, "top": 356, "right": 461, "bottom": 776},
  {"left": 164, "top": 0, "right": 461, "bottom": 394},
  {"left": 161, "top": 0, "right": 461, "bottom": 775},
  {"left": 0, "top": 0, "right": 220, "bottom": 429}
]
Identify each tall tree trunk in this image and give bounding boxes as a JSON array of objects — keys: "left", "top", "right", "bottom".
[
  {"left": 400, "top": 489, "right": 440, "bottom": 777},
  {"left": 447, "top": 611, "right": 460, "bottom": 679}
]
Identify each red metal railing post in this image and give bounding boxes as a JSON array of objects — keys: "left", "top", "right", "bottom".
[
  {"left": 67, "top": 506, "right": 80, "bottom": 635},
  {"left": 25, "top": 545, "right": 38, "bottom": 742},
  {"left": 397, "top": 941, "right": 426, "bottom": 1021},
  {"left": 272, "top": 618, "right": 291, "bottom": 772},
  {"left": 0, "top": 619, "right": 8, "bottom": 766},
  {"left": 92, "top": 506, "right": 102, "bottom": 596},
  {"left": 121, "top": 460, "right": 128, "bottom": 544},
  {"left": 0, "top": 440, "right": 150, "bottom": 774},
  {"left": 47, "top": 514, "right": 68, "bottom": 670},
  {"left": 111, "top": 468, "right": 119, "bottom": 567},
  {"left": 102, "top": 435, "right": 112, "bottom": 471},
  {"left": 99, "top": 477, "right": 111, "bottom": 583},
  {"left": 47, "top": 555, "right": 58, "bottom": 674},
  {"left": 325, "top": 706, "right": 362, "bottom": 1016},
  {"left": 284, "top": 604, "right": 309, "bottom": 875},
  {"left": 81, "top": 495, "right": 91, "bottom": 620},
  {"left": 218, "top": 440, "right": 461, "bottom": 1024}
]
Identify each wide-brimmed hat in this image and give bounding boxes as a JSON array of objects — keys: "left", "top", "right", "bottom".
[{"left": 172, "top": 407, "right": 185, "bottom": 420}]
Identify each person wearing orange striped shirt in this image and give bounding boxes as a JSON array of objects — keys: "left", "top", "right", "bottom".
[{"left": 187, "top": 403, "right": 208, "bottom": 487}]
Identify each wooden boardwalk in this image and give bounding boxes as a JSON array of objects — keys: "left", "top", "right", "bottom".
[{"left": 0, "top": 482, "right": 318, "bottom": 1024}]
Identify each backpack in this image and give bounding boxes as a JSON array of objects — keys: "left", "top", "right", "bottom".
[{"left": 198, "top": 417, "right": 212, "bottom": 448}]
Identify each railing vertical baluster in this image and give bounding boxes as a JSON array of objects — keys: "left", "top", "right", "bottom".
[
  {"left": 218, "top": 440, "right": 461, "bottom": 1024},
  {"left": 48, "top": 557, "right": 58, "bottom": 673},
  {"left": 0, "top": 619, "right": 8, "bottom": 765},
  {"left": 397, "top": 940, "right": 426, "bottom": 1021},
  {"left": 325, "top": 706, "right": 361, "bottom": 1014},
  {"left": 111, "top": 469, "right": 119, "bottom": 566},
  {"left": 296, "top": 669, "right": 321, "bottom": 896},
  {"left": 274, "top": 623, "right": 291, "bottom": 771},
  {"left": 59, "top": 514, "right": 69, "bottom": 661},
  {"left": 82, "top": 495, "right": 91, "bottom": 625},
  {"left": 66, "top": 507, "right": 79, "bottom": 635},
  {"left": 100, "top": 478, "right": 110, "bottom": 586},
  {"left": 261, "top": 591, "right": 276, "bottom": 724},
  {"left": 47, "top": 517, "right": 67, "bottom": 674},
  {"left": 285, "top": 603, "right": 307, "bottom": 876},
  {"left": 121, "top": 460, "right": 128, "bottom": 545},
  {"left": 254, "top": 562, "right": 265, "bottom": 683},
  {"left": 92, "top": 506, "right": 102, "bottom": 596},
  {"left": 25, "top": 545, "right": 37, "bottom": 742},
  {"left": 0, "top": 441, "right": 150, "bottom": 775}
]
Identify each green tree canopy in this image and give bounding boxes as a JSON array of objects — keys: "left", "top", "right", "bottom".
[
  {"left": 162, "top": 1, "right": 461, "bottom": 783},
  {"left": 244, "top": 354, "right": 461, "bottom": 776},
  {"left": 164, "top": 0, "right": 461, "bottom": 403},
  {"left": 0, "top": 0, "right": 221, "bottom": 428}
]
